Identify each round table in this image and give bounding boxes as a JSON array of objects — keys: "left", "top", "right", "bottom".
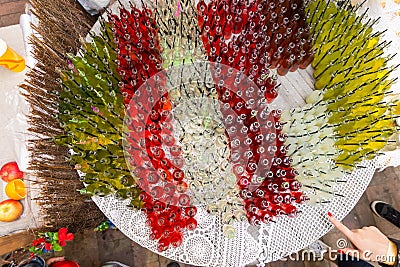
[{"left": 87, "top": 1, "right": 399, "bottom": 266}]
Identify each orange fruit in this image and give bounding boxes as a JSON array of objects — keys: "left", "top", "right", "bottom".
[{"left": 5, "top": 179, "right": 27, "bottom": 200}]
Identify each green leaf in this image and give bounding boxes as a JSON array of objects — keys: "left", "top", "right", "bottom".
[{"left": 53, "top": 243, "right": 63, "bottom": 252}]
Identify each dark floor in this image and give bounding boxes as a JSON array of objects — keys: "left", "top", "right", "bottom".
[
  {"left": 1, "top": 1, "right": 399, "bottom": 267},
  {"left": 0, "top": 0, "right": 25, "bottom": 27},
  {"left": 61, "top": 230, "right": 193, "bottom": 267}
]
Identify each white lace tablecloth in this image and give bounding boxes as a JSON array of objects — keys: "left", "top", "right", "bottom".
[
  {"left": 83, "top": 0, "right": 400, "bottom": 266},
  {"left": 93, "top": 160, "right": 377, "bottom": 266},
  {"left": 90, "top": 67, "right": 379, "bottom": 266}
]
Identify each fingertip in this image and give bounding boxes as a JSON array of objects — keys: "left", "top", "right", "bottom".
[
  {"left": 327, "top": 215, "right": 354, "bottom": 239},
  {"left": 327, "top": 213, "right": 336, "bottom": 223}
]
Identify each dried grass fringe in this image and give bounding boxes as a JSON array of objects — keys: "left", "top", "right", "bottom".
[{"left": 21, "top": 0, "right": 105, "bottom": 234}]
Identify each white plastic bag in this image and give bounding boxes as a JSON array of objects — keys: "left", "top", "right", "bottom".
[{"left": 77, "top": 0, "right": 111, "bottom": 15}]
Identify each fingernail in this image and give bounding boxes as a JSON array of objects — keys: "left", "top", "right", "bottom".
[
  {"left": 328, "top": 212, "right": 333, "bottom": 217},
  {"left": 337, "top": 249, "right": 343, "bottom": 254}
]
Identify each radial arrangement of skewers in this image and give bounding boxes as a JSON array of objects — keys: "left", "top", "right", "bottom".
[
  {"left": 57, "top": 0, "right": 398, "bottom": 251},
  {"left": 281, "top": 0, "right": 399, "bottom": 201}
]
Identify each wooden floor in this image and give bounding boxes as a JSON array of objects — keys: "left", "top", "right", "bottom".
[
  {"left": 1, "top": 1, "right": 399, "bottom": 267},
  {"left": 61, "top": 230, "right": 196, "bottom": 267},
  {"left": 0, "top": 0, "right": 25, "bottom": 27}
]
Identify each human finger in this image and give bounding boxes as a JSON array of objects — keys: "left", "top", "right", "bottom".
[{"left": 328, "top": 212, "right": 354, "bottom": 239}]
